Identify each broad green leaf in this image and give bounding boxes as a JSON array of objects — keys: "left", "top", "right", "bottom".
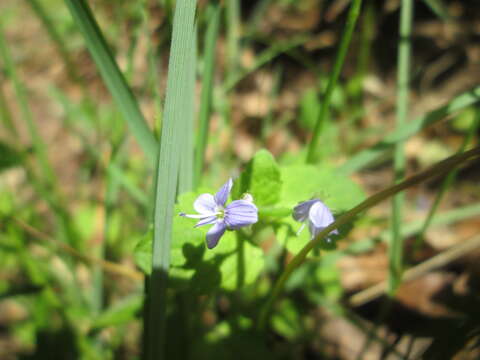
[
  {"left": 135, "top": 190, "right": 265, "bottom": 291},
  {"left": 232, "top": 149, "right": 282, "bottom": 206}
]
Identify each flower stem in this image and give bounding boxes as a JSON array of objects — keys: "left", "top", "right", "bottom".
[{"left": 258, "top": 146, "right": 480, "bottom": 330}]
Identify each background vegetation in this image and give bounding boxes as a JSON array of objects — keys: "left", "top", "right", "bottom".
[{"left": 0, "top": 0, "right": 479, "bottom": 359}]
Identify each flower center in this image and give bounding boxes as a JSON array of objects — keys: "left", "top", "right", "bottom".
[{"left": 214, "top": 205, "right": 225, "bottom": 219}]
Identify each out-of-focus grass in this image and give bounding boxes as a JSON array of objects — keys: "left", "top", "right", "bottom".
[
  {"left": 390, "top": 0, "right": 413, "bottom": 294},
  {"left": 64, "top": 0, "right": 157, "bottom": 164},
  {"left": 306, "top": 0, "right": 362, "bottom": 163},
  {"left": 1, "top": 0, "right": 479, "bottom": 357},
  {"left": 195, "top": 4, "right": 220, "bottom": 187}
]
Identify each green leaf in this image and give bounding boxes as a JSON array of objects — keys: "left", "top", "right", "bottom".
[
  {"left": 134, "top": 228, "right": 153, "bottom": 275},
  {"left": 92, "top": 294, "right": 143, "bottom": 329},
  {"left": 0, "top": 141, "right": 22, "bottom": 172},
  {"left": 232, "top": 149, "right": 282, "bottom": 207},
  {"left": 276, "top": 164, "right": 365, "bottom": 254},
  {"left": 136, "top": 190, "right": 265, "bottom": 291},
  {"left": 271, "top": 299, "right": 302, "bottom": 340}
]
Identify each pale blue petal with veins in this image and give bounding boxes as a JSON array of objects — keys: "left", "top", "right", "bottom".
[
  {"left": 180, "top": 178, "right": 258, "bottom": 249},
  {"left": 293, "top": 198, "right": 338, "bottom": 241}
]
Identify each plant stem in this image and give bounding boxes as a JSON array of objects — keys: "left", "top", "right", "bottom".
[
  {"left": 390, "top": 0, "right": 413, "bottom": 294},
  {"left": 258, "top": 146, "right": 480, "bottom": 330},
  {"left": 306, "top": 0, "right": 362, "bottom": 163}
]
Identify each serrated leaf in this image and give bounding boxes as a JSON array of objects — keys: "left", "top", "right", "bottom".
[{"left": 232, "top": 149, "right": 282, "bottom": 206}]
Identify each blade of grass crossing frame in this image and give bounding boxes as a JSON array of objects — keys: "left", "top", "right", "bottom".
[
  {"left": 414, "top": 109, "right": 480, "bottom": 249},
  {"left": 306, "top": 0, "right": 362, "bottom": 163},
  {"left": 390, "top": 0, "right": 413, "bottom": 294},
  {"left": 178, "top": 24, "right": 196, "bottom": 194},
  {"left": 339, "top": 86, "right": 480, "bottom": 174},
  {"left": 63, "top": 0, "right": 157, "bottom": 164},
  {"left": 146, "top": 0, "right": 197, "bottom": 358},
  {"left": 25, "top": 0, "right": 81, "bottom": 83},
  {"left": 226, "top": 0, "right": 240, "bottom": 84},
  {"left": 0, "top": 79, "right": 17, "bottom": 136},
  {"left": 0, "top": 20, "right": 56, "bottom": 185},
  {"left": 194, "top": 4, "right": 220, "bottom": 187}
]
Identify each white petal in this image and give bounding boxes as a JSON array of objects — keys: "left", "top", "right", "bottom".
[
  {"left": 308, "top": 201, "right": 334, "bottom": 228},
  {"left": 194, "top": 193, "right": 217, "bottom": 214}
]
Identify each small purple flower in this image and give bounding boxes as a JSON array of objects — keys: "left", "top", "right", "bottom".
[
  {"left": 180, "top": 178, "right": 258, "bottom": 249},
  {"left": 293, "top": 199, "right": 338, "bottom": 241}
]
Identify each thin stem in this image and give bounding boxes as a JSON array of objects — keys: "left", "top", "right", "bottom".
[
  {"left": 390, "top": 0, "right": 413, "bottom": 294},
  {"left": 306, "top": 0, "right": 362, "bottom": 163},
  {"left": 258, "top": 146, "right": 480, "bottom": 330}
]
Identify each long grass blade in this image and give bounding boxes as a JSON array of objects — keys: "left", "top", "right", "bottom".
[
  {"left": 63, "top": 0, "right": 157, "bottom": 164},
  {"left": 0, "top": 19, "right": 55, "bottom": 185},
  {"left": 389, "top": 0, "right": 413, "bottom": 294},
  {"left": 146, "top": 0, "right": 197, "bottom": 358},
  {"left": 194, "top": 4, "right": 220, "bottom": 187},
  {"left": 178, "top": 24, "right": 196, "bottom": 194},
  {"left": 339, "top": 86, "right": 480, "bottom": 174},
  {"left": 306, "top": 0, "right": 362, "bottom": 163}
]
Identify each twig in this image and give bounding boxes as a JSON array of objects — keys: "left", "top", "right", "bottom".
[
  {"left": 348, "top": 234, "right": 480, "bottom": 307},
  {"left": 12, "top": 218, "right": 143, "bottom": 282}
]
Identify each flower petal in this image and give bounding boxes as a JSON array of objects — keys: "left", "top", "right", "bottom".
[
  {"left": 224, "top": 200, "right": 258, "bottom": 229},
  {"left": 195, "top": 215, "right": 218, "bottom": 228},
  {"left": 206, "top": 220, "right": 226, "bottom": 249},
  {"left": 292, "top": 199, "right": 319, "bottom": 222},
  {"left": 194, "top": 193, "right": 217, "bottom": 214},
  {"left": 309, "top": 200, "right": 334, "bottom": 228},
  {"left": 214, "top": 178, "right": 233, "bottom": 207},
  {"left": 308, "top": 200, "right": 338, "bottom": 239}
]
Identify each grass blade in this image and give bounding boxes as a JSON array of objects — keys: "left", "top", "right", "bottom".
[
  {"left": 25, "top": 0, "right": 81, "bottom": 83},
  {"left": 0, "top": 19, "right": 55, "bottom": 185},
  {"left": 178, "top": 24, "right": 196, "bottom": 194},
  {"left": 63, "top": 0, "right": 157, "bottom": 164},
  {"left": 389, "top": 0, "right": 413, "bottom": 294},
  {"left": 225, "top": 0, "right": 240, "bottom": 83},
  {"left": 146, "top": 0, "right": 197, "bottom": 358},
  {"left": 339, "top": 86, "right": 480, "bottom": 174},
  {"left": 415, "top": 110, "right": 480, "bottom": 249},
  {"left": 306, "top": 0, "right": 362, "bottom": 163},
  {"left": 194, "top": 4, "right": 220, "bottom": 187}
]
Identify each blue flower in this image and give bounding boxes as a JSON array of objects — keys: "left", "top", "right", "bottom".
[
  {"left": 180, "top": 178, "right": 258, "bottom": 249},
  {"left": 293, "top": 199, "right": 338, "bottom": 241}
]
